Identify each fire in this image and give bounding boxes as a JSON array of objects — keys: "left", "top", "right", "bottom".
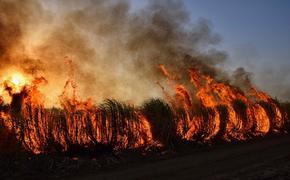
[
  {"left": 0, "top": 62, "right": 288, "bottom": 155},
  {"left": 0, "top": 71, "right": 33, "bottom": 104},
  {"left": 158, "top": 64, "right": 288, "bottom": 141},
  {"left": 2, "top": 71, "right": 30, "bottom": 92},
  {"left": 11, "top": 73, "right": 26, "bottom": 86}
]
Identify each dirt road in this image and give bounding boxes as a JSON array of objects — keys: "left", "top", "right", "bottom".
[{"left": 71, "top": 135, "right": 290, "bottom": 180}]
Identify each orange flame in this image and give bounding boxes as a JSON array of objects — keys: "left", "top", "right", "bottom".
[{"left": 0, "top": 62, "right": 288, "bottom": 154}]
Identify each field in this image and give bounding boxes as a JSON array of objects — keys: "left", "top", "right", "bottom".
[
  {"left": 1, "top": 69, "right": 290, "bottom": 179},
  {"left": 1, "top": 0, "right": 290, "bottom": 179}
]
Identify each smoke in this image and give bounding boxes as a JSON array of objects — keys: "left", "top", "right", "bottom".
[
  {"left": 0, "top": 0, "right": 286, "bottom": 106},
  {"left": 0, "top": 0, "right": 43, "bottom": 64},
  {"left": 232, "top": 67, "right": 253, "bottom": 91},
  {"left": 255, "top": 67, "right": 290, "bottom": 102}
]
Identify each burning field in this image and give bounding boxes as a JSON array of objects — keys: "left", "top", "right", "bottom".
[
  {"left": 0, "top": 59, "right": 289, "bottom": 155},
  {"left": 0, "top": 0, "right": 290, "bottom": 179}
]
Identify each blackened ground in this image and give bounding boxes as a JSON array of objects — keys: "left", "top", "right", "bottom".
[
  {"left": 1, "top": 135, "right": 290, "bottom": 180},
  {"left": 71, "top": 135, "right": 290, "bottom": 180}
]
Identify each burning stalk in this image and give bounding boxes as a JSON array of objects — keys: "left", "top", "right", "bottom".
[
  {"left": 158, "top": 64, "right": 288, "bottom": 141},
  {"left": 0, "top": 63, "right": 289, "bottom": 155}
]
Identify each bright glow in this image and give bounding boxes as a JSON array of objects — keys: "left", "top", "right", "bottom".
[
  {"left": 1, "top": 71, "right": 30, "bottom": 94},
  {"left": 0, "top": 70, "right": 34, "bottom": 104},
  {"left": 11, "top": 73, "right": 27, "bottom": 87}
]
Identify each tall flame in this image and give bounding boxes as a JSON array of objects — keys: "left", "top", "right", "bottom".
[{"left": 0, "top": 62, "right": 288, "bottom": 154}]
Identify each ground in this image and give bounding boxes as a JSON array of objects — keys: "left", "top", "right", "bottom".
[
  {"left": 71, "top": 135, "right": 290, "bottom": 180},
  {"left": 1, "top": 135, "right": 290, "bottom": 180}
]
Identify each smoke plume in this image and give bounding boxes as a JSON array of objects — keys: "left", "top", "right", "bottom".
[{"left": 0, "top": 0, "right": 287, "bottom": 106}]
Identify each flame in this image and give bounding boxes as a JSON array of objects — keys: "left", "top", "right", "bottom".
[
  {"left": 0, "top": 70, "right": 32, "bottom": 104},
  {"left": 158, "top": 64, "right": 287, "bottom": 142},
  {"left": 6, "top": 71, "right": 27, "bottom": 85},
  {"left": 0, "top": 62, "right": 288, "bottom": 154},
  {"left": 5, "top": 72, "right": 30, "bottom": 91},
  {"left": 11, "top": 73, "right": 26, "bottom": 87}
]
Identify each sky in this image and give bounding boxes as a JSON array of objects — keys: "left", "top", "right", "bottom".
[
  {"left": 132, "top": 0, "right": 290, "bottom": 99},
  {"left": 185, "top": 0, "right": 290, "bottom": 99},
  {"left": 184, "top": 0, "right": 290, "bottom": 66}
]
